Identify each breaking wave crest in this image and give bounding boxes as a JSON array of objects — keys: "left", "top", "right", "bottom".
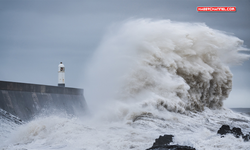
[{"left": 85, "top": 19, "right": 249, "bottom": 118}]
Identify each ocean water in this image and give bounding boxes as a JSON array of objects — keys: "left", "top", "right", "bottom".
[
  {"left": 231, "top": 108, "right": 250, "bottom": 117},
  {"left": 1, "top": 19, "right": 250, "bottom": 150}
]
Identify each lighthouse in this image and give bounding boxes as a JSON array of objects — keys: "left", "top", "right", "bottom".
[{"left": 58, "top": 62, "right": 65, "bottom": 87}]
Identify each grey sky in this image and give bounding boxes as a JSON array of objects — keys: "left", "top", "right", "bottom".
[{"left": 0, "top": 0, "right": 249, "bottom": 108}]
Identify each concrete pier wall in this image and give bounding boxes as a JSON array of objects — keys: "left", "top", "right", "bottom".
[{"left": 0, "top": 81, "right": 87, "bottom": 121}]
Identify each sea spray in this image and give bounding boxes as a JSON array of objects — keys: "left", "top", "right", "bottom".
[{"left": 85, "top": 19, "right": 249, "bottom": 119}]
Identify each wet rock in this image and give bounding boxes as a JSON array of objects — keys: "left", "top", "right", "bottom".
[
  {"left": 217, "top": 125, "right": 231, "bottom": 136},
  {"left": 232, "top": 127, "right": 243, "bottom": 138},
  {"left": 147, "top": 134, "right": 195, "bottom": 150},
  {"left": 153, "top": 135, "right": 173, "bottom": 147},
  {"left": 0, "top": 108, "right": 23, "bottom": 125},
  {"left": 243, "top": 133, "right": 250, "bottom": 142},
  {"left": 147, "top": 145, "right": 196, "bottom": 150},
  {"left": 217, "top": 125, "right": 249, "bottom": 141}
]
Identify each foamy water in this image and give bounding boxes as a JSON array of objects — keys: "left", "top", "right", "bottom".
[
  {"left": 1, "top": 108, "right": 250, "bottom": 150},
  {"left": 1, "top": 19, "right": 250, "bottom": 150}
]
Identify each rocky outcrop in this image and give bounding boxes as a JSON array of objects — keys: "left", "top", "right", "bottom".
[
  {"left": 0, "top": 108, "right": 23, "bottom": 124},
  {"left": 217, "top": 125, "right": 250, "bottom": 141},
  {"left": 147, "top": 135, "right": 195, "bottom": 150}
]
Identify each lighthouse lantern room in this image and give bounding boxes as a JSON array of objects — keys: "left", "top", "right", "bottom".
[{"left": 58, "top": 62, "right": 65, "bottom": 87}]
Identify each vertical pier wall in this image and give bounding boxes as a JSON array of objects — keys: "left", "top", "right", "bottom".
[{"left": 0, "top": 81, "right": 87, "bottom": 121}]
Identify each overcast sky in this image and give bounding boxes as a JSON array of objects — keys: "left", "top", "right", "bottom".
[{"left": 0, "top": 0, "right": 249, "bottom": 108}]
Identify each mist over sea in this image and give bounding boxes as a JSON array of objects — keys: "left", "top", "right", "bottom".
[{"left": 1, "top": 19, "right": 250, "bottom": 150}]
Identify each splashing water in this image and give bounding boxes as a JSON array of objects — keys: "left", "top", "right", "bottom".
[
  {"left": 85, "top": 19, "right": 249, "bottom": 118},
  {"left": 1, "top": 19, "right": 250, "bottom": 150}
]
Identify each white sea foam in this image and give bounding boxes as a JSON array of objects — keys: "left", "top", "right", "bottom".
[
  {"left": 1, "top": 19, "right": 250, "bottom": 150},
  {"left": 2, "top": 108, "right": 250, "bottom": 150}
]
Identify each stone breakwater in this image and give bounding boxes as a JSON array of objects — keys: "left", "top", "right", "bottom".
[{"left": 0, "top": 81, "right": 88, "bottom": 121}]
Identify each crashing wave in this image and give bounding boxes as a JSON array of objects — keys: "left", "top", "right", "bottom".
[{"left": 85, "top": 19, "right": 249, "bottom": 116}]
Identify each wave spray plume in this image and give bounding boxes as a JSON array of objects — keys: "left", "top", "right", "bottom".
[{"left": 85, "top": 19, "right": 249, "bottom": 119}]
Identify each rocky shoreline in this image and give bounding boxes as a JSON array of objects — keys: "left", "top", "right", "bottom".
[
  {"left": 147, "top": 125, "right": 250, "bottom": 150},
  {"left": 217, "top": 125, "right": 250, "bottom": 141}
]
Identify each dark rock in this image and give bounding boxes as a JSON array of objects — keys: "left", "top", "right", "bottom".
[
  {"left": 231, "top": 127, "right": 243, "bottom": 138},
  {"left": 217, "top": 125, "right": 249, "bottom": 141},
  {"left": 0, "top": 108, "right": 23, "bottom": 125},
  {"left": 243, "top": 133, "right": 250, "bottom": 142},
  {"left": 153, "top": 135, "right": 173, "bottom": 147},
  {"left": 217, "top": 125, "right": 231, "bottom": 136},
  {"left": 147, "top": 135, "right": 195, "bottom": 150},
  {"left": 147, "top": 145, "right": 195, "bottom": 150}
]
